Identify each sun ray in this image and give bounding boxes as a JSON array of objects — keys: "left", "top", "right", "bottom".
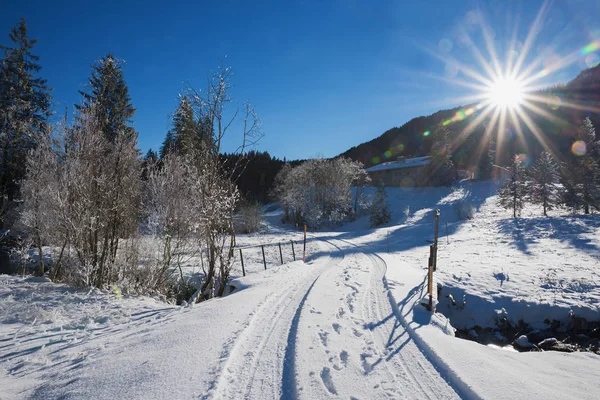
[
  {"left": 526, "top": 93, "right": 600, "bottom": 114},
  {"left": 507, "top": 107, "right": 531, "bottom": 155},
  {"left": 519, "top": 100, "right": 568, "bottom": 126},
  {"left": 414, "top": 39, "right": 495, "bottom": 87},
  {"left": 513, "top": 105, "right": 557, "bottom": 157},
  {"left": 477, "top": 8, "right": 504, "bottom": 80},
  {"left": 449, "top": 102, "right": 496, "bottom": 151},
  {"left": 511, "top": 0, "right": 550, "bottom": 79},
  {"left": 458, "top": 26, "right": 499, "bottom": 83}
]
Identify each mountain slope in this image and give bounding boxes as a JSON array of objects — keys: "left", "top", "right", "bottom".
[{"left": 339, "top": 64, "right": 600, "bottom": 170}]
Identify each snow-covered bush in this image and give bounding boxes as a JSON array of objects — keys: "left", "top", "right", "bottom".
[
  {"left": 237, "top": 202, "right": 263, "bottom": 233},
  {"left": 274, "top": 157, "right": 369, "bottom": 228}
]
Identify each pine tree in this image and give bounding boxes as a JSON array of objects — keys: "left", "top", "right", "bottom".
[
  {"left": 0, "top": 18, "right": 52, "bottom": 224},
  {"left": 76, "top": 53, "right": 136, "bottom": 142},
  {"left": 370, "top": 181, "right": 391, "bottom": 227},
  {"left": 560, "top": 118, "right": 600, "bottom": 214},
  {"left": 529, "top": 151, "right": 559, "bottom": 216},
  {"left": 427, "top": 125, "right": 455, "bottom": 186},
  {"left": 172, "top": 96, "right": 201, "bottom": 156},
  {"left": 142, "top": 148, "right": 158, "bottom": 180},
  {"left": 498, "top": 154, "right": 527, "bottom": 218},
  {"left": 160, "top": 130, "right": 175, "bottom": 159}
]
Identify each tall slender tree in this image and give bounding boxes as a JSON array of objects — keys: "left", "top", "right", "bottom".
[
  {"left": 498, "top": 154, "right": 527, "bottom": 218},
  {"left": 560, "top": 118, "right": 600, "bottom": 214},
  {"left": 0, "top": 18, "right": 52, "bottom": 226},
  {"left": 529, "top": 151, "right": 559, "bottom": 216},
  {"left": 160, "top": 130, "right": 175, "bottom": 159},
  {"left": 76, "top": 53, "right": 136, "bottom": 142}
]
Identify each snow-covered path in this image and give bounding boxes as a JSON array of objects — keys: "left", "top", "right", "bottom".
[
  {"left": 4, "top": 236, "right": 459, "bottom": 399},
  {"left": 292, "top": 237, "right": 458, "bottom": 399},
  {"left": 210, "top": 236, "right": 458, "bottom": 399}
]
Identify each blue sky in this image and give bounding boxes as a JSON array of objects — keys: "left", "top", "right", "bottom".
[{"left": 2, "top": 0, "right": 599, "bottom": 160}]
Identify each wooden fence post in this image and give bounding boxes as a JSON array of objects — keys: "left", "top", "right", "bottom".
[
  {"left": 278, "top": 242, "right": 283, "bottom": 265},
  {"left": 261, "top": 245, "right": 267, "bottom": 270},
  {"left": 433, "top": 209, "right": 440, "bottom": 272},
  {"left": 290, "top": 240, "right": 296, "bottom": 261},
  {"left": 303, "top": 224, "right": 307, "bottom": 263},
  {"left": 239, "top": 248, "right": 245, "bottom": 277},
  {"left": 425, "top": 245, "right": 434, "bottom": 311}
]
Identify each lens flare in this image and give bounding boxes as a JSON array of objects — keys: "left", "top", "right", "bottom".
[
  {"left": 516, "top": 153, "right": 531, "bottom": 167},
  {"left": 384, "top": 150, "right": 392, "bottom": 159},
  {"left": 581, "top": 41, "right": 600, "bottom": 55},
  {"left": 571, "top": 141, "right": 587, "bottom": 156}
]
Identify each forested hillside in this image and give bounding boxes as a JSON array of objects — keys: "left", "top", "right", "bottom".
[{"left": 339, "top": 64, "right": 600, "bottom": 172}]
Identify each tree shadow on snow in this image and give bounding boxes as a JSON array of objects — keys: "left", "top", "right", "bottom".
[
  {"left": 306, "top": 181, "right": 498, "bottom": 260},
  {"left": 496, "top": 215, "right": 600, "bottom": 258}
]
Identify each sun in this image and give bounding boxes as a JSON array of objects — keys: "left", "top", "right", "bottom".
[{"left": 487, "top": 77, "right": 524, "bottom": 109}]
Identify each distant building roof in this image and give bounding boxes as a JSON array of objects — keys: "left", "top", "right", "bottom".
[{"left": 365, "top": 156, "right": 430, "bottom": 173}]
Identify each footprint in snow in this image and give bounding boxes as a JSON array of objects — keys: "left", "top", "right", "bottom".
[
  {"left": 352, "top": 328, "right": 363, "bottom": 337},
  {"left": 320, "top": 367, "right": 337, "bottom": 395},
  {"left": 332, "top": 323, "right": 341, "bottom": 334},
  {"left": 318, "top": 331, "right": 329, "bottom": 347}
]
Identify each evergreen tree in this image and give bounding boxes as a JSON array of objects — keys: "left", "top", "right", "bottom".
[
  {"left": 142, "top": 148, "right": 158, "bottom": 180},
  {"left": 427, "top": 125, "right": 455, "bottom": 186},
  {"left": 560, "top": 118, "right": 600, "bottom": 214},
  {"left": 76, "top": 53, "right": 136, "bottom": 142},
  {"left": 0, "top": 18, "right": 52, "bottom": 224},
  {"left": 370, "top": 182, "right": 391, "bottom": 227},
  {"left": 160, "top": 130, "right": 175, "bottom": 159},
  {"left": 498, "top": 154, "right": 527, "bottom": 218},
  {"left": 172, "top": 96, "right": 200, "bottom": 156},
  {"left": 529, "top": 151, "right": 559, "bottom": 216}
]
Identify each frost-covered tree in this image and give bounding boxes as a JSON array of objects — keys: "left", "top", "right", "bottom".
[
  {"left": 370, "top": 182, "right": 391, "bottom": 227},
  {"left": 274, "top": 157, "right": 368, "bottom": 228},
  {"left": 0, "top": 18, "right": 52, "bottom": 226},
  {"left": 76, "top": 53, "right": 136, "bottom": 143},
  {"left": 498, "top": 154, "right": 527, "bottom": 218},
  {"left": 20, "top": 103, "right": 141, "bottom": 287},
  {"left": 427, "top": 125, "right": 455, "bottom": 186},
  {"left": 529, "top": 151, "right": 559, "bottom": 216},
  {"left": 560, "top": 118, "right": 600, "bottom": 214}
]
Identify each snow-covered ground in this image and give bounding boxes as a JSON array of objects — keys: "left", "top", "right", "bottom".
[{"left": 2, "top": 180, "right": 600, "bottom": 399}]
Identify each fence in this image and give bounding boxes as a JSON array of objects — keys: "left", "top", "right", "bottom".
[{"left": 233, "top": 225, "right": 308, "bottom": 277}]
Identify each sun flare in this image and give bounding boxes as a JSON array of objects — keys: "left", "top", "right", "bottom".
[{"left": 487, "top": 77, "right": 524, "bottom": 109}]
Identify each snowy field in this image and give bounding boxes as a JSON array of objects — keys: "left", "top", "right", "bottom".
[{"left": 2, "top": 180, "right": 600, "bottom": 399}]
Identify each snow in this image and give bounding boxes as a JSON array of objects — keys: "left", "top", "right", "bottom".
[
  {"left": 2, "top": 179, "right": 600, "bottom": 399},
  {"left": 365, "top": 156, "right": 430, "bottom": 172}
]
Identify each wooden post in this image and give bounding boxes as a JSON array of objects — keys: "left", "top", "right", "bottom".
[
  {"left": 239, "top": 248, "right": 245, "bottom": 277},
  {"left": 278, "top": 242, "right": 284, "bottom": 265},
  {"left": 261, "top": 245, "right": 267, "bottom": 270},
  {"left": 303, "top": 224, "right": 307, "bottom": 263},
  {"left": 428, "top": 262, "right": 434, "bottom": 311},
  {"left": 433, "top": 209, "right": 440, "bottom": 272},
  {"left": 291, "top": 240, "right": 296, "bottom": 261}
]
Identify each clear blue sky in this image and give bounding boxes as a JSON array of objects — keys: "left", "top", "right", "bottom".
[{"left": 2, "top": 0, "right": 599, "bottom": 160}]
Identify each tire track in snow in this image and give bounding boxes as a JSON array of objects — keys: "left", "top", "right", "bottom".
[
  {"left": 209, "top": 238, "right": 344, "bottom": 399},
  {"left": 327, "top": 237, "right": 459, "bottom": 399}
]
